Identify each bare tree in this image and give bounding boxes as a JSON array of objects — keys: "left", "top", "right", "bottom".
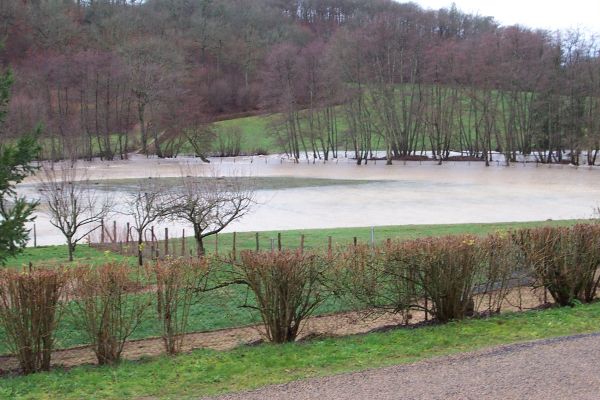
[
  {"left": 123, "top": 179, "right": 166, "bottom": 266},
  {"left": 38, "top": 165, "right": 112, "bottom": 261},
  {"left": 168, "top": 170, "right": 255, "bottom": 256}
]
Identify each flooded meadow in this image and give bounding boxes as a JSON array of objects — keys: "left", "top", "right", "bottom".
[{"left": 18, "top": 154, "right": 600, "bottom": 246}]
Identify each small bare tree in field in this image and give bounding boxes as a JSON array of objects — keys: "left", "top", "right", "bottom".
[
  {"left": 70, "top": 263, "right": 150, "bottom": 365},
  {"left": 168, "top": 171, "right": 255, "bottom": 256},
  {"left": 0, "top": 267, "right": 68, "bottom": 374},
  {"left": 124, "top": 180, "right": 166, "bottom": 266},
  {"left": 146, "top": 257, "right": 211, "bottom": 355},
  {"left": 38, "top": 165, "right": 112, "bottom": 261}
]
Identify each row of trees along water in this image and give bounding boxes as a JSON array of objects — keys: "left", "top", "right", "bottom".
[{"left": 0, "top": 1, "right": 599, "bottom": 165}]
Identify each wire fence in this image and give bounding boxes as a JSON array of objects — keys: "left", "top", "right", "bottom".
[{"left": 88, "top": 220, "right": 382, "bottom": 262}]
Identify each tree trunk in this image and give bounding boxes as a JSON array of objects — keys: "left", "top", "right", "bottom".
[
  {"left": 138, "top": 100, "right": 148, "bottom": 155},
  {"left": 67, "top": 237, "right": 75, "bottom": 262},
  {"left": 193, "top": 225, "right": 205, "bottom": 256},
  {"left": 137, "top": 234, "right": 144, "bottom": 266},
  {"left": 196, "top": 236, "right": 205, "bottom": 257}
]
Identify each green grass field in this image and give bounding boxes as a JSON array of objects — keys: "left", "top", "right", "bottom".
[
  {"left": 214, "top": 114, "right": 277, "bottom": 153},
  {"left": 3, "top": 302, "right": 600, "bottom": 399},
  {"left": 148, "top": 219, "right": 583, "bottom": 261},
  {"left": 6, "top": 219, "right": 582, "bottom": 269},
  {"left": 197, "top": 87, "right": 517, "bottom": 156}
]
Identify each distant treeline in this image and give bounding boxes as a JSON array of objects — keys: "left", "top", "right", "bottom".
[{"left": 0, "top": 0, "right": 598, "bottom": 165}]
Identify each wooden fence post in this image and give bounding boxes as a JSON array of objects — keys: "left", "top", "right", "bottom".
[
  {"left": 100, "top": 219, "right": 105, "bottom": 243},
  {"left": 300, "top": 234, "right": 305, "bottom": 253},
  {"left": 353, "top": 237, "right": 358, "bottom": 247},
  {"left": 370, "top": 227, "right": 375, "bottom": 249},
  {"left": 232, "top": 232, "right": 237, "bottom": 261},
  {"left": 181, "top": 229, "right": 186, "bottom": 256},
  {"left": 277, "top": 232, "right": 282, "bottom": 251},
  {"left": 33, "top": 223, "right": 37, "bottom": 248},
  {"left": 126, "top": 223, "right": 130, "bottom": 244},
  {"left": 255, "top": 232, "right": 260, "bottom": 251},
  {"left": 424, "top": 266, "right": 429, "bottom": 321},
  {"left": 113, "top": 221, "right": 117, "bottom": 244},
  {"left": 214, "top": 233, "right": 219, "bottom": 256},
  {"left": 328, "top": 236, "right": 332, "bottom": 256},
  {"left": 164, "top": 227, "right": 169, "bottom": 255}
]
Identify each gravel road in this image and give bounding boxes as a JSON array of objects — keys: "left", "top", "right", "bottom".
[{"left": 209, "top": 333, "right": 600, "bottom": 400}]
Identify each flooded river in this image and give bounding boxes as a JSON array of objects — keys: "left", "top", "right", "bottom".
[{"left": 18, "top": 154, "right": 600, "bottom": 246}]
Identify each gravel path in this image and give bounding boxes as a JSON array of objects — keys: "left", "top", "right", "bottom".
[{"left": 210, "top": 333, "right": 600, "bottom": 400}]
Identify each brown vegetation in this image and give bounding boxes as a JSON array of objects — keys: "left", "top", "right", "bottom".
[
  {"left": 3, "top": 224, "right": 600, "bottom": 374},
  {"left": 146, "top": 257, "right": 211, "bottom": 355},
  {"left": 517, "top": 224, "right": 600, "bottom": 306},
  {"left": 0, "top": 267, "right": 68, "bottom": 374},
  {"left": 1, "top": 2, "right": 598, "bottom": 164},
  {"left": 70, "top": 263, "right": 150, "bottom": 365},
  {"left": 235, "top": 250, "right": 328, "bottom": 343}
]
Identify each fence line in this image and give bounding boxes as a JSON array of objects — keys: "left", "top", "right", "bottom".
[{"left": 89, "top": 221, "right": 387, "bottom": 262}]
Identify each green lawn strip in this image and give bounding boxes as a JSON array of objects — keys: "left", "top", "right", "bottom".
[
  {"left": 3, "top": 303, "right": 600, "bottom": 400},
  {"left": 4, "top": 245, "right": 133, "bottom": 269},
  {"left": 190, "top": 219, "right": 584, "bottom": 255},
  {"left": 7, "top": 220, "right": 581, "bottom": 269}
]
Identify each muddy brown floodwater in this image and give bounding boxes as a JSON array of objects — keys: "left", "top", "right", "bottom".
[{"left": 18, "top": 154, "right": 600, "bottom": 246}]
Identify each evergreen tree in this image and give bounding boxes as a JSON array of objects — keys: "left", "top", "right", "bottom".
[{"left": 0, "top": 67, "right": 41, "bottom": 265}]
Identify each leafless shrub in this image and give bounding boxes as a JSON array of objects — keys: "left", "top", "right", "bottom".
[
  {"left": 146, "top": 257, "right": 211, "bottom": 355},
  {"left": 217, "top": 126, "right": 242, "bottom": 157},
  {"left": 516, "top": 224, "right": 600, "bottom": 306},
  {"left": 70, "top": 263, "right": 150, "bottom": 365},
  {"left": 0, "top": 267, "right": 68, "bottom": 374},
  {"left": 412, "top": 235, "right": 482, "bottom": 323},
  {"left": 333, "top": 243, "right": 416, "bottom": 323},
  {"left": 475, "top": 232, "right": 522, "bottom": 314},
  {"left": 235, "top": 250, "right": 328, "bottom": 343}
]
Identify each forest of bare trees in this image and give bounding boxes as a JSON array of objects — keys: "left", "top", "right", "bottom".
[{"left": 1, "top": 0, "right": 599, "bottom": 165}]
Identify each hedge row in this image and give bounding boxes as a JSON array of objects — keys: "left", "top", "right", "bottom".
[{"left": 1, "top": 224, "right": 599, "bottom": 374}]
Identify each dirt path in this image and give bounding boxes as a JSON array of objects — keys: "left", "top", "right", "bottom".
[
  {"left": 0, "top": 310, "right": 407, "bottom": 372},
  {"left": 210, "top": 332, "right": 600, "bottom": 400},
  {"left": 0, "top": 287, "right": 545, "bottom": 372}
]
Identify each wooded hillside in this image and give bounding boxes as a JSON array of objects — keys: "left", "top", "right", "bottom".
[{"left": 1, "top": 0, "right": 598, "bottom": 165}]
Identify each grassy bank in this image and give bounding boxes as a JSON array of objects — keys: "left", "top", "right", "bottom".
[
  {"left": 3, "top": 303, "right": 600, "bottom": 399},
  {"left": 7, "top": 219, "right": 583, "bottom": 269}
]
